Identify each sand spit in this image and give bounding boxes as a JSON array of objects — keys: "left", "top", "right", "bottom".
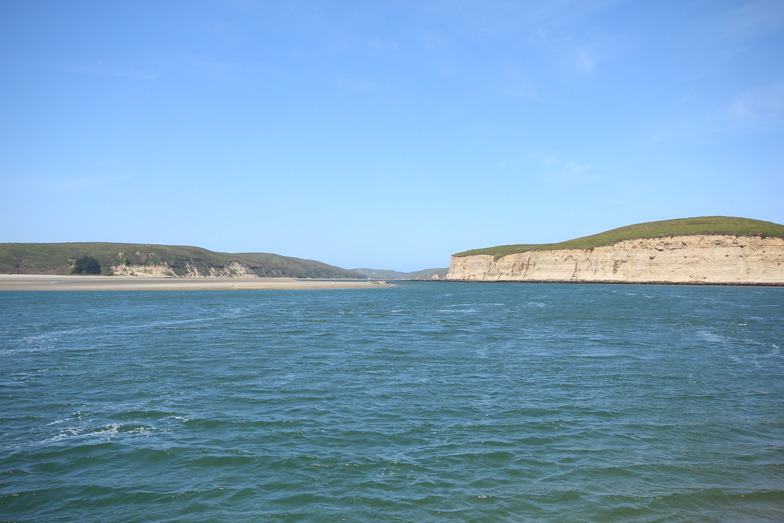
[{"left": 0, "top": 275, "right": 393, "bottom": 291}]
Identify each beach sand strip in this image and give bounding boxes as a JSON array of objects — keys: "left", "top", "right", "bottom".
[{"left": 0, "top": 275, "right": 392, "bottom": 291}]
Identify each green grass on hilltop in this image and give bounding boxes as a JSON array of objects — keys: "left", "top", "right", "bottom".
[{"left": 454, "top": 216, "right": 784, "bottom": 259}]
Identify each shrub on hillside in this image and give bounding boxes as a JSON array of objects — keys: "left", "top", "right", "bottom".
[{"left": 72, "top": 256, "right": 101, "bottom": 275}]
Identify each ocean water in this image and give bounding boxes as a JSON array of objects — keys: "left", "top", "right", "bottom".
[{"left": 1, "top": 282, "right": 783, "bottom": 522}]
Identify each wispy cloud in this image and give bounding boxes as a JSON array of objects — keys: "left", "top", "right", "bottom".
[
  {"left": 528, "top": 152, "right": 601, "bottom": 184},
  {"left": 729, "top": 81, "right": 784, "bottom": 126},
  {"left": 555, "top": 159, "right": 600, "bottom": 183},
  {"left": 186, "top": 57, "right": 243, "bottom": 78},
  {"left": 503, "top": 68, "right": 549, "bottom": 101},
  {"left": 579, "top": 51, "right": 594, "bottom": 71},
  {"left": 65, "top": 60, "right": 156, "bottom": 81},
  {"left": 332, "top": 74, "right": 403, "bottom": 94},
  {"left": 185, "top": 55, "right": 279, "bottom": 80}
]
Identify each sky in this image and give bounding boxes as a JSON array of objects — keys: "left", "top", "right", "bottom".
[{"left": 1, "top": 0, "right": 783, "bottom": 272}]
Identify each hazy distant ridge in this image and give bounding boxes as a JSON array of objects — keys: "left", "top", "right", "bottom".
[
  {"left": 353, "top": 268, "right": 448, "bottom": 280},
  {"left": 0, "top": 242, "right": 365, "bottom": 279}
]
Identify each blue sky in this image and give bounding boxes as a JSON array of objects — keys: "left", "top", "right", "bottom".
[{"left": 2, "top": 0, "right": 783, "bottom": 272}]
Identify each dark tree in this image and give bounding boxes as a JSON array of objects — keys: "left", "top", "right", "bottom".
[{"left": 72, "top": 255, "right": 101, "bottom": 275}]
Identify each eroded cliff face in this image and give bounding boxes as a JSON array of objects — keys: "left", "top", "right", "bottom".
[
  {"left": 447, "top": 235, "right": 784, "bottom": 284},
  {"left": 111, "top": 261, "right": 257, "bottom": 278}
]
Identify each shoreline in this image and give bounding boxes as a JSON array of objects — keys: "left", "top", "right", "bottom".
[
  {"left": 0, "top": 275, "right": 393, "bottom": 291},
  {"left": 433, "top": 279, "right": 784, "bottom": 287}
]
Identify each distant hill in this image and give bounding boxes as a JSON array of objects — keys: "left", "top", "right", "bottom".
[
  {"left": 0, "top": 242, "right": 366, "bottom": 279},
  {"left": 454, "top": 216, "right": 784, "bottom": 259},
  {"left": 353, "top": 268, "right": 448, "bottom": 280}
]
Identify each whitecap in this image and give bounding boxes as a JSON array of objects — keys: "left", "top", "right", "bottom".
[{"left": 697, "top": 330, "right": 731, "bottom": 344}]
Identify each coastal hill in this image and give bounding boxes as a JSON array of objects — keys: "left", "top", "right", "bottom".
[
  {"left": 0, "top": 242, "right": 366, "bottom": 279},
  {"left": 448, "top": 217, "right": 784, "bottom": 285}
]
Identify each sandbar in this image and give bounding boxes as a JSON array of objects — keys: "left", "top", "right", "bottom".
[{"left": 0, "top": 275, "right": 393, "bottom": 291}]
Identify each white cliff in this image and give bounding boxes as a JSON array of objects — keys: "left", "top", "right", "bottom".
[
  {"left": 111, "top": 261, "right": 258, "bottom": 278},
  {"left": 447, "top": 235, "right": 784, "bottom": 285}
]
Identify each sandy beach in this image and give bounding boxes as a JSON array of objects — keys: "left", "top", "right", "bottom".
[{"left": 0, "top": 275, "right": 392, "bottom": 291}]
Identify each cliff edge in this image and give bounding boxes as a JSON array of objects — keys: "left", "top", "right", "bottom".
[{"left": 447, "top": 218, "right": 784, "bottom": 285}]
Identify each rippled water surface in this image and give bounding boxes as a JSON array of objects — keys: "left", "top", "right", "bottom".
[{"left": 1, "top": 283, "right": 783, "bottom": 521}]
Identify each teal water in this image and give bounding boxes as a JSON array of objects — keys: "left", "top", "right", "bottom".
[{"left": 1, "top": 283, "right": 783, "bottom": 522}]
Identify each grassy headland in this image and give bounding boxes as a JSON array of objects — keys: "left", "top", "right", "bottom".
[
  {"left": 0, "top": 242, "right": 365, "bottom": 279},
  {"left": 454, "top": 217, "right": 784, "bottom": 259}
]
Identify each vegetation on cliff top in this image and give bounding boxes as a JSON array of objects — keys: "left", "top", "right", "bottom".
[
  {"left": 0, "top": 242, "right": 365, "bottom": 279},
  {"left": 454, "top": 217, "right": 784, "bottom": 259}
]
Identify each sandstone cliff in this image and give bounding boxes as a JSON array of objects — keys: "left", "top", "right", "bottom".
[
  {"left": 447, "top": 235, "right": 784, "bottom": 285},
  {"left": 110, "top": 261, "right": 257, "bottom": 278}
]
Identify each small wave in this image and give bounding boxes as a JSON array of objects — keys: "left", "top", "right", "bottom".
[
  {"left": 109, "top": 409, "right": 178, "bottom": 421},
  {"left": 41, "top": 422, "right": 154, "bottom": 446},
  {"left": 697, "top": 330, "right": 732, "bottom": 344}
]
